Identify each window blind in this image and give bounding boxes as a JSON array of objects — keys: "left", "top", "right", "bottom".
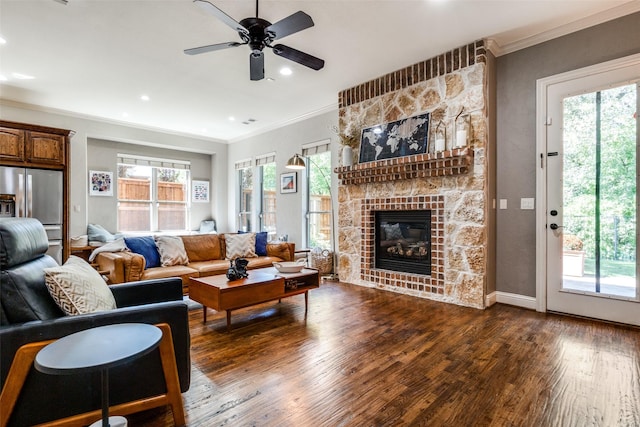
[
  {"left": 117, "top": 154, "right": 190, "bottom": 170},
  {"left": 235, "top": 158, "right": 252, "bottom": 170},
  {"left": 255, "top": 152, "right": 276, "bottom": 166},
  {"left": 301, "top": 139, "right": 331, "bottom": 157}
]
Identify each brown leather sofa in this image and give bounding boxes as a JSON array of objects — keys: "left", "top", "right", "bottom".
[{"left": 95, "top": 233, "right": 295, "bottom": 293}]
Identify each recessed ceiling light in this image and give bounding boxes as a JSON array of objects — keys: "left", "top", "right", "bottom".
[
  {"left": 279, "top": 67, "right": 292, "bottom": 76},
  {"left": 140, "top": 95, "right": 150, "bottom": 101},
  {"left": 0, "top": 36, "right": 6, "bottom": 45},
  {"left": 12, "top": 73, "right": 34, "bottom": 80},
  {"left": 228, "top": 116, "right": 235, "bottom": 121},
  {"left": 0, "top": 75, "right": 7, "bottom": 81},
  {"left": 122, "top": 112, "right": 129, "bottom": 118}
]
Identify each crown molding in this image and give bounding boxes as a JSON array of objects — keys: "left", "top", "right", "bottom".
[{"left": 488, "top": 1, "right": 640, "bottom": 57}]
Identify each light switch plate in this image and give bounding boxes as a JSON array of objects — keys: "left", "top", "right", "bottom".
[
  {"left": 499, "top": 199, "right": 507, "bottom": 209},
  {"left": 521, "top": 198, "right": 535, "bottom": 210}
]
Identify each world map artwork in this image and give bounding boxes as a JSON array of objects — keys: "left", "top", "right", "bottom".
[{"left": 358, "top": 113, "right": 430, "bottom": 163}]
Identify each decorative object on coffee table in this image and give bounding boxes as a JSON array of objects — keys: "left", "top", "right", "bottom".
[{"left": 226, "top": 258, "right": 249, "bottom": 280}]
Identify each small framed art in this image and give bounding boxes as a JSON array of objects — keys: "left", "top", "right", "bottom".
[
  {"left": 280, "top": 172, "right": 297, "bottom": 194},
  {"left": 192, "top": 180, "right": 210, "bottom": 202},
  {"left": 89, "top": 170, "right": 113, "bottom": 197}
]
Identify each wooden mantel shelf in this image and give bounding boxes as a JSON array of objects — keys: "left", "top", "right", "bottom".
[{"left": 334, "top": 147, "right": 473, "bottom": 185}]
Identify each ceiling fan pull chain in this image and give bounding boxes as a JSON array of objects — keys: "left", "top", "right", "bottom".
[{"left": 256, "top": 0, "right": 259, "bottom": 18}]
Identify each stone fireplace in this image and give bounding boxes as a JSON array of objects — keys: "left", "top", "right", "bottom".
[{"left": 335, "top": 40, "right": 495, "bottom": 309}]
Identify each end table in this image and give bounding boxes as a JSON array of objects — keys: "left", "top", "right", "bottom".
[{"left": 34, "top": 323, "right": 162, "bottom": 427}]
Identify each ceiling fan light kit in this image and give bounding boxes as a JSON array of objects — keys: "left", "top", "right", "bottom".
[{"left": 185, "top": 0, "right": 325, "bottom": 81}]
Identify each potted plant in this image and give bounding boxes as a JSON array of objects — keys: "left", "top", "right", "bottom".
[{"left": 563, "top": 234, "right": 585, "bottom": 277}]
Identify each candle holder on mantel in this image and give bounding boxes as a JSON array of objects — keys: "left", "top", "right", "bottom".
[
  {"left": 454, "top": 112, "right": 470, "bottom": 149},
  {"left": 434, "top": 121, "right": 446, "bottom": 153}
]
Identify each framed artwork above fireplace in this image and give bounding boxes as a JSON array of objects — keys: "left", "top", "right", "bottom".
[{"left": 359, "top": 112, "right": 430, "bottom": 163}]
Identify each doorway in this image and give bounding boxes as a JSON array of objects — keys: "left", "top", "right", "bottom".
[{"left": 537, "top": 54, "right": 640, "bottom": 326}]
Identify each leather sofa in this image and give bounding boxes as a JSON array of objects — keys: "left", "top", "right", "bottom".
[
  {"left": 0, "top": 218, "right": 190, "bottom": 427},
  {"left": 95, "top": 233, "right": 295, "bottom": 292}
]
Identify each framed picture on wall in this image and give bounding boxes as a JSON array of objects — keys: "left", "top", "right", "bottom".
[
  {"left": 89, "top": 170, "right": 113, "bottom": 196},
  {"left": 192, "top": 180, "right": 210, "bottom": 202},
  {"left": 280, "top": 172, "right": 297, "bottom": 194}
]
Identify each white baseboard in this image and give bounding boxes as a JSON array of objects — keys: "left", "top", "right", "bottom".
[
  {"left": 495, "top": 291, "right": 537, "bottom": 310},
  {"left": 485, "top": 291, "right": 497, "bottom": 307}
]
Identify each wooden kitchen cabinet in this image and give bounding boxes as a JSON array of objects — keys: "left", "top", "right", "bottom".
[
  {"left": 0, "top": 123, "right": 66, "bottom": 168},
  {"left": 27, "top": 131, "right": 66, "bottom": 166},
  {"left": 0, "top": 126, "right": 25, "bottom": 163}
]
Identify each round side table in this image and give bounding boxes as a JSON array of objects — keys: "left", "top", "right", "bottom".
[{"left": 34, "top": 323, "right": 162, "bottom": 427}]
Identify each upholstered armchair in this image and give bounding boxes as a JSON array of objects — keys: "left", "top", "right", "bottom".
[{"left": 0, "top": 218, "right": 191, "bottom": 427}]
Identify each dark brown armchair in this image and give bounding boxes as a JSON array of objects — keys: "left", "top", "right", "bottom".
[{"left": 0, "top": 218, "right": 190, "bottom": 427}]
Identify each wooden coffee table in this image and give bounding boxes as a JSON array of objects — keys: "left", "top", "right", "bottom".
[{"left": 188, "top": 267, "right": 319, "bottom": 331}]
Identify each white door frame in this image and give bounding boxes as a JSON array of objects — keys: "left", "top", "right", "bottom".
[{"left": 535, "top": 53, "right": 640, "bottom": 313}]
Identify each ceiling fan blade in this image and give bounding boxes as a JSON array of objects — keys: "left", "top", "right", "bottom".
[
  {"left": 194, "top": 0, "right": 249, "bottom": 36},
  {"left": 250, "top": 52, "right": 264, "bottom": 81},
  {"left": 272, "top": 44, "right": 324, "bottom": 70},
  {"left": 184, "top": 41, "right": 243, "bottom": 55},
  {"left": 266, "top": 11, "right": 314, "bottom": 40}
]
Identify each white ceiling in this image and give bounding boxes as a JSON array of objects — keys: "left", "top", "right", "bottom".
[{"left": 1, "top": 0, "right": 638, "bottom": 143}]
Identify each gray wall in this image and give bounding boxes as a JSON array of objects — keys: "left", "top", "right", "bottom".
[
  {"left": 0, "top": 101, "right": 228, "bottom": 237},
  {"left": 226, "top": 110, "right": 339, "bottom": 246},
  {"left": 496, "top": 12, "right": 640, "bottom": 296},
  {"left": 87, "top": 138, "right": 213, "bottom": 233}
]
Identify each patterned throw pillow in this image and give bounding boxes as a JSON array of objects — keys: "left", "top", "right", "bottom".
[
  {"left": 225, "top": 233, "right": 257, "bottom": 259},
  {"left": 44, "top": 256, "right": 116, "bottom": 315},
  {"left": 155, "top": 235, "right": 189, "bottom": 266},
  {"left": 238, "top": 230, "right": 269, "bottom": 256}
]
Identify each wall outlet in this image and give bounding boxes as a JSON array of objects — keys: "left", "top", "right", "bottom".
[{"left": 521, "top": 198, "right": 535, "bottom": 210}]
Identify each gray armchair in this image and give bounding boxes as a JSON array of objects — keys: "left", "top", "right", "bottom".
[{"left": 0, "top": 218, "right": 190, "bottom": 427}]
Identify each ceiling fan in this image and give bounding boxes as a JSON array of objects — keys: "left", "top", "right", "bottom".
[{"left": 184, "top": 0, "right": 325, "bottom": 81}]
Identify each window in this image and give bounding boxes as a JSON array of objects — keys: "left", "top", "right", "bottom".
[
  {"left": 259, "top": 157, "right": 277, "bottom": 240},
  {"left": 117, "top": 155, "right": 190, "bottom": 232},
  {"left": 236, "top": 159, "right": 253, "bottom": 232},
  {"left": 304, "top": 144, "right": 332, "bottom": 249}
]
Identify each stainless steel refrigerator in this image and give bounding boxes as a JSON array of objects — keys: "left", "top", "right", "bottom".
[{"left": 0, "top": 166, "right": 64, "bottom": 264}]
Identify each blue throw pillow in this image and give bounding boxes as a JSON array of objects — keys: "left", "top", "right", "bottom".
[
  {"left": 124, "top": 236, "right": 161, "bottom": 269},
  {"left": 255, "top": 231, "right": 268, "bottom": 256},
  {"left": 237, "top": 231, "right": 269, "bottom": 256}
]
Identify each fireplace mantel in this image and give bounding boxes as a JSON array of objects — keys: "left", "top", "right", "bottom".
[{"left": 334, "top": 147, "right": 473, "bottom": 186}]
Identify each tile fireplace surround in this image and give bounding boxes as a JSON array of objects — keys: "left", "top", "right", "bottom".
[{"left": 336, "top": 40, "right": 490, "bottom": 309}]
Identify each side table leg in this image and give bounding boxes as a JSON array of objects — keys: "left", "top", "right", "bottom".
[
  {"left": 305, "top": 291, "right": 309, "bottom": 312},
  {"left": 226, "top": 310, "right": 232, "bottom": 332},
  {"left": 202, "top": 306, "right": 207, "bottom": 323},
  {"left": 100, "top": 369, "right": 109, "bottom": 427}
]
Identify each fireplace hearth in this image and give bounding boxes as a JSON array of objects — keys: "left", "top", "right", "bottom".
[{"left": 375, "top": 210, "right": 431, "bottom": 275}]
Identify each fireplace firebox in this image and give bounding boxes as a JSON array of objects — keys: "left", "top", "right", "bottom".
[{"left": 375, "top": 210, "right": 431, "bottom": 275}]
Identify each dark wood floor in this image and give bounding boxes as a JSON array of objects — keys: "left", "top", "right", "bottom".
[{"left": 129, "top": 281, "right": 640, "bottom": 427}]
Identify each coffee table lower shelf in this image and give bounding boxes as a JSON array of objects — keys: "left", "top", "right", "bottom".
[{"left": 188, "top": 267, "right": 320, "bottom": 331}]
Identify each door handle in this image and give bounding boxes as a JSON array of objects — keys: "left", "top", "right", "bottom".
[{"left": 549, "top": 223, "right": 563, "bottom": 230}]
